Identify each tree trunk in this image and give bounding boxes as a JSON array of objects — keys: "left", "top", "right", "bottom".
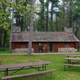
[
  {"left": 40, "top": 0, "right": 45, "bottom": 31},
  {"left": 28, "top": 0, "right": 35, "bottom": 55},
  {"left": 45, "top": 0, "right": 49, "bottom": 31},
  {"left": 56, "top": 15, "right": 58, "bottom": 31},
  {"left": 68, "top": 0, "right": 73, "bottom": 28},
  {"left": 50, "top": 2, "right": 54, "bottom": 31}
]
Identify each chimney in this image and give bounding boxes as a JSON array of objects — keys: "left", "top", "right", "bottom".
[{"left": 64, "top": 27, "right": 73, "bottom": 33}]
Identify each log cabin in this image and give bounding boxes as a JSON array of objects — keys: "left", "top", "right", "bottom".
[{"left": 11, "top": 32, "right": 79, "bottom": 53}]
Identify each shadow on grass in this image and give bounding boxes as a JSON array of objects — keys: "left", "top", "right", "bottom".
[
  {"left": 64, "top": 66, "right": 80, "bottom": 72},
  {"left": 0, "top": 48, "right": 10, "bottom": 54}
]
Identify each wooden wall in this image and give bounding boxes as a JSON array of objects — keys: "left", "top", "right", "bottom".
[
  {"left": 12, "top": 42, "right": 28, "bottom": 49},
  {"left": 52, "top": 42, "right": 77, "bottom": 52},
  {"left": 12, "top": 42, "right": 78, "bottom": 52},
  {"left": 32, "top": 42, "right": 49, "bottom": 53}
]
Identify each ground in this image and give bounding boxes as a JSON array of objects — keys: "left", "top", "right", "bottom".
[{"left": 0, "top": 53, "right": 80, "bottom": 80}]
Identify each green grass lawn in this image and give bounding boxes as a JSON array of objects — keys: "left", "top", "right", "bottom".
[{"left": 0, "top": 54, "right": 80, "bottom": 80}]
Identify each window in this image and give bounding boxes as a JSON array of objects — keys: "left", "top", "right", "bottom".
[{"left": 64, "top": 43, "right": 69, "bottom": 48}]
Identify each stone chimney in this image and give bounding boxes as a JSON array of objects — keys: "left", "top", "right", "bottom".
[{"left": 64, "top": 27, "right": 73, "bottom": 33}]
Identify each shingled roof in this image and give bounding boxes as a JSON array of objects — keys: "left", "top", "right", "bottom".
[{"left": 11, "top": 32, "right": 79, "bottom": 42}]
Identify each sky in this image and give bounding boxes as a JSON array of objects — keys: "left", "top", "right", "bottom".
[
  {"left": 35, "top": 0, "right": 62, "bottom": 12},
  {"left": 34, "top": 0, "right": 62, "bottom": 21},
  {"left": 35, "top": 0, "right": 62, "bottom": 5}
]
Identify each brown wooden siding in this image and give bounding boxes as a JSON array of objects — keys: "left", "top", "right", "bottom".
[
  {"left": 12, "top": 42, "right": 28, "bottom": 49},
  {"left": 12, "top": 42, "right": 78, "bottom": 52},
  {"left": 32, "top": 42, "right": 49, "bottom": 53},
  {"left": 52, "top": 42, "right": 77, "bottom": 52}
]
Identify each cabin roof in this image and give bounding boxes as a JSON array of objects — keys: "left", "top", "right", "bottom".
[{"left": 11, "top": 32, "right": 79, "bottom": 42}]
